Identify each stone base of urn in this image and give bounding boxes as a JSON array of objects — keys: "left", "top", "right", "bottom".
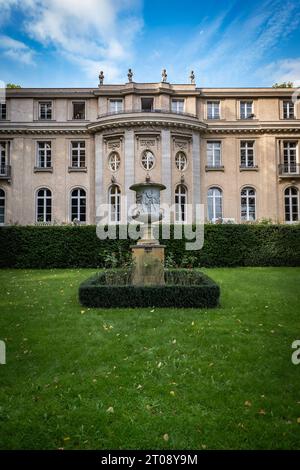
[{"left": 131, "top": 244, "right": 165, "bottom": 286}]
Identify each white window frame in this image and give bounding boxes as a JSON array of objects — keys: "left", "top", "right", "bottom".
[
  {"left": 175, "top": 184, "right": 187, "bottom": 223},
  {"left": 38, "top": 101, "right": 52, "bottom": 120},
  {"left": 240, "top": 141, "right": 255, "bottom": 168},
  {"left": 109, "top": 99, "right": 123, "bottom": 113},
  {"left": 171, "top": 99, "right": 185, "bottom": 113},
  {"left": 36, "top": 188, "right": 52, "bottom": 223},
  {"left": 241, "top": 187, "right": 256, "bottom": 221},
  {"left": 141, "top": 150, "right": 155, "bottom": 171},
  {"left": 108, "top": 152, "right": 121, "bottom": 172},
  {"left": 207, "top": 141, "right": 221, "bottom": 167},
  {"left": 71, "top": 141, "right": 86, "bottom": 168},
  {"left": 284, "top": 187, "right": 299, "bottom": 223},
  {"left": 207, "top": 187, "right": 223, "bottom": 221},
  {"left": 207, "top": 101, "right": 220, "bottom": 120},
  {"left": 240, "top": 101, "right": 253, "bottom": 119},
  {"left": 0, "top": 141, "right": 9, "bottom": 174},
  {"left": 283, "top": 141, "right": 298, "bottom": 173},
  {"left": 109, "top": 185, "right": 121, "bottom": 223},
  {"left": 175, "top": 151, "right": 187, "bottom": 171},
  {"left": 36, "top": 142, "right": 52, "bottom": 168},
  {"left": 283, "top": 100, "right": 295, "bottom": 119},
  {"left": 70, "top": 188, "right": 86, "bottom": 223},
  {"left": 0, "top": 188, "right": 5, "bottom": 225}
]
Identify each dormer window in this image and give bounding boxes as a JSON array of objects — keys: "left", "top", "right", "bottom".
[
  {"left": 240, "top": 101, "right": 254, "bottom": 119},
  {"left": 141, "top": 98, "right": 153, "bottom": 112},
  {"left": 73, "top": 101, "right": 85, "bottom": 120}
]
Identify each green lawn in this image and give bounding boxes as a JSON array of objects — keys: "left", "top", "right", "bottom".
[{"left": 0, "top": 267, "right": 300, "bottom": 450}]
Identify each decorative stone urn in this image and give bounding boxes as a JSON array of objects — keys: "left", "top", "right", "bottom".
[{"left": 130, "top": 179, "right": 166, "bottom": 286}]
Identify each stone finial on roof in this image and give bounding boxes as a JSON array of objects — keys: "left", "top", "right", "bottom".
[
  {"left": 161, "top": 69, "right": 167, "bottom": 83},
  {"left": 128, "top": 68, "right": 133, "bottom": 83},
  {"left": 98, "top": 71, "right": 104, "bottom": 86}
]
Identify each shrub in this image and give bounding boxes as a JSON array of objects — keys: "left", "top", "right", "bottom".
[
  {"left": 0, "top": 224, "right": 299, "bottom": 268},
  {"left": 78, "top": 269, "right": 220, "bottom": 308}
]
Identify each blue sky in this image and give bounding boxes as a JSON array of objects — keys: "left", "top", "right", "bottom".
[{"left": 0, "top": 0, "right": 300, "bottom": 88}]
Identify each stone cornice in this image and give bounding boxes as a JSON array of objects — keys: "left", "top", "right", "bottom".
[
  {"left": 199, "top": 88, "right": 298, "bottom": 98},
  {"left": 87, "top": 112, "right": 206, "bottom": 133},
  {"left": 205, "top": 122, "right": 300, "bottom": 134},
  {"left": 6, "top": 86, "right": 298, "bottom": 99},
  {"left": 0, "top": 126, "right": 88, "bottom": 136},
  {"left": 1, "top": 120, "right": 300, "bottom": 136}
]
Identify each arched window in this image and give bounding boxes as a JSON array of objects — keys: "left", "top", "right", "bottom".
[
  {"left": 36, "top": 188, "right": 52, "bottom": 223},
  {"left": 71, "top": 188, "right": 86, "bottom": 223},
  {"left": 0, "top": 189, "right": 5, "bottom": 224},
  {"left": 141, "top": 150, "right": 155, "bottom": 170},
  {"left": 108, "top": 152, "right": 121, "bottom": 172},
  {"left": 241, "top": 187, "right": 256, "bottom": 221},
  {"left": 175, "top": 184, "right": 187, "bottom": 222},
  {"left": 207, "top": 187, "right": 222, "bottom": 221},
  {"left": 285, "top": 187, "right": 299, "bottom": 222},
  {"left": 109, "top": 185, "right": 121, "bottom": 223},
  {"left": 175, "top": 152, "right": 187, "bottom": 171}
]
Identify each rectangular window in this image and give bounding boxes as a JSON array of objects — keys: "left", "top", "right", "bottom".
[
  {"left": 37, "top": 142, "right": 52, "bottom": 168},
  {"left": 171, "top": 99, "right": 184, "bottom": 113},
  {"left": 141, "top": 98, "right": 153, "bottom": 112},
  {"left": 283, "top": 100, "right": 295, "bottom": 119},
  {"left": 0, "top": 103, "right": 7, "bottom": 120},
  {"left": 207, "top": 141, "right": 221, "bottom": 167},
  {"left": 73, "top": 102, "right": 85, "bottom": 120},
  {"left": 240, "top": 141, "right": 254, "bottom": 168},
  {"left": 71, "top": 141, "right": 86, "bottom": 168},
  {"left": 240, "top": 101, "right": 253, "bottom": 119},
  {"left": 0, "top": 142, "right": 9, "bottom": 176},
  {"left": 109, "top": 99, "right": 123, "bottom": 113},
  {"left": 39, "top": 101, "right": 52, "bottom": 120},
  {"left": 283, "top": 141, "right": 297, "bottom": 173},
  {"left": 207, "top": 101, "right": 220, "bottom": 119}
]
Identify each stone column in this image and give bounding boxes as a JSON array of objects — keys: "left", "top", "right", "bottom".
[
  {"left": 192, "top": 132, "right": 201, "bottom": 221},
  {"left": 161, "top": 129, "right": 171, "bottom": 206},
  {"left": 124, "top": 129, "right": 135, "bottom": 211},
  {"left": 95, "top": 133, "right": 103, "bottom": 223}
]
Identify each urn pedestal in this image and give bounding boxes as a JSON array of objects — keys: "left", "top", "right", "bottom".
[
  {"left": 131, "top": 244, "right": 165, "bottom": 286},
  {"left": 130, "top": 180, "right": 166, "bottom": 286}
]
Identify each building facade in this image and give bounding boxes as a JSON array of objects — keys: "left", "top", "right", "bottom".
[{"left": 0, "top": 77, "right": 300, "bottom": 225}]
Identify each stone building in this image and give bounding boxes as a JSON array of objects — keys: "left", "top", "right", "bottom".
[{"left": 0, "top": 73, "right": 300, "bottom": 225}]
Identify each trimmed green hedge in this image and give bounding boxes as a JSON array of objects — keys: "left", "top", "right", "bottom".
[
  {"left": 0, "top": 224, "right": 299, "bottom": 268},
  {"left": 79, "top": 269, "right": 220, "bottom": 308}
]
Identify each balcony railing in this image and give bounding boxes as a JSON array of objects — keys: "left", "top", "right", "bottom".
[
  {"left": 98, "top": 108, "right": 197, "bottom": 119},
  {"left": 0, "top": 165, "right": 11, "bottom": 179},
  {"left": 278, "top": 163, "right": 300, "bottom": 176}
]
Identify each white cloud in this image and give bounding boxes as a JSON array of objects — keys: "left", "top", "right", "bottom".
[
  {"left": 0, "top": 35, "right": 35, "bottom": 65},
  {"left": 0, "top": 0, "right": 143, "bottom": 81},
  {"left": 156, "top": 0, "right": 300, "bottom": 86},
  {"left": 262, "top": 58, "right": 300, "bottom": 87}
]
